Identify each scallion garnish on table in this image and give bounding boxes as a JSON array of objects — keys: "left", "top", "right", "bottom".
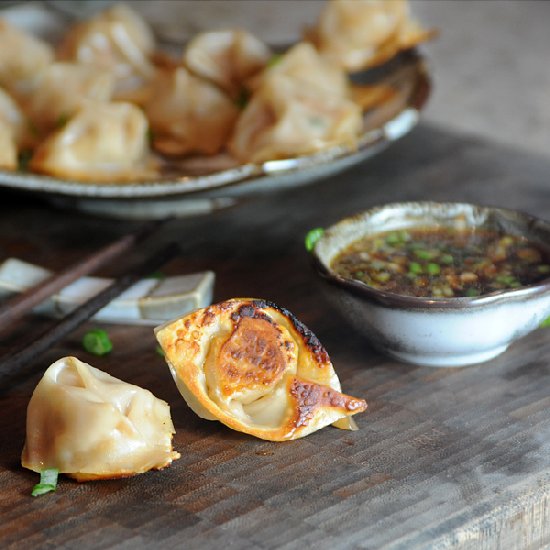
[
  {"left": 82, "top": 329, "right": 113, "bottom": 356},
  {"left": 31, "top": 468, "right": 59, "bottom": 497},
  {"left": 305, "top": 228, "right": 325, "bottom": 252}
]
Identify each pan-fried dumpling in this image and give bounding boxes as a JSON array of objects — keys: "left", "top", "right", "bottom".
[
  {"left": 18, "top": 63, "right": 114, "bottom": 137},
  {"left": 144, "top": 67, "right": 239, "bottom": 156},
  {"left": 30, "top": 101, "right": 157, "bottom": 182},
  {"left": 155, "top": 298, "right": 367, "bottom": 441},
  {"left": 184, "top": 30, "right": 272, "bottom": 97},
  {"left": 22, "top": 356, "right": 180, "bottom": 482},
  {"left": 57, "top": 4, "right": 156, "bottom": 103},
  {"left": 0, "top": 19, "right": 54, "bottom": 93},
  {"left": 307, "top": 0, "right": 434, "bottom": 71}
]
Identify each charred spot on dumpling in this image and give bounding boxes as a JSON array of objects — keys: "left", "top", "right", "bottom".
[
  {"left": 289, "top": 377, "right": 367, "bottom": 429},
  {"left": 253, "top": 298, "right": 331, "bottom": 366}
]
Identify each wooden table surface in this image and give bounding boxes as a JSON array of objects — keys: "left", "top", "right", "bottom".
[{"left": 0, "top": 124, "right": 548, "bottom": 550}]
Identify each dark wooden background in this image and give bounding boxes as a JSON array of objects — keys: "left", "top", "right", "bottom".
[{"left": 0, "top": 124, "right": 548, "bottom": 549}]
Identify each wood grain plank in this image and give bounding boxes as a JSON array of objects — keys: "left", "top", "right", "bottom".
[{"left": 0, "top": 124, "right": 549, "bottom": 549}]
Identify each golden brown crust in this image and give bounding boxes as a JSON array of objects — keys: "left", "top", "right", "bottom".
[{"left": 215, "top": 315, "right": 292, "bottom": 395}]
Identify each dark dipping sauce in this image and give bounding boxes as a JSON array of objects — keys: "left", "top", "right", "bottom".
[{"left": 331, "top": 227, "right": 550, "bottom": 298}]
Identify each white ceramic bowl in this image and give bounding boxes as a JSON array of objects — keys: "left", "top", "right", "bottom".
[{"left": 310, "top": 202, "right": 550, "bottom": 367}]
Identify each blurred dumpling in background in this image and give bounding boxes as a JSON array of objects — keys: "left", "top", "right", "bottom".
[
  {"left": 144, "top": 67, "right": 239, "bottom": 156},
  {"left": 184, "top": 30, "right": 272, "bottom": 98},
  {"left": 156, "top": 298, "right": 367, "bottom": 441},
  {"left": 0, "top": 124, "right": 17, "bottom": 169},
  {"left": 22, "top": 356, "right": 180, "bottom": 481},
  {"left": 16, "top": 63, "right": 114, "bottom": 139},
  {"left": 0, "top": 86, "right": 27, "bottom": 169},
  {"left": 0, "top": 19, "right": 54, "bottom": 94},
  {"left": 254, "top": 43, "right": 350, "bottom": 99},
  {"left": 30, "top": 101, "right": 157, "bottom": 181},
  {"left": 229, "top": 44, "right": 362, "bottom": 164},
  {"left": 307, "top": 0, "right": 434, "bottom": 71},
  {"left": 57, "top": 3, "right": 156, "bottom": 103}
]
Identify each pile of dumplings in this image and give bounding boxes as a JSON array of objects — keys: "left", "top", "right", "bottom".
[{"left": 0, "top": 0, "right": 431, "bottom": 183}]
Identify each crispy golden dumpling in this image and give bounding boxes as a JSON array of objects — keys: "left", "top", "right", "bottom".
[
  {"left": 22, "top": 356, "right": 180, "bottom": 482},
  {"left": 307, "top": 0, "right": 434, "bottom": 71},
  {"left": 155, "top": 298, "right": 367, "bottom": 441},
  {"left": 57, "top": 4, "right": 156, "bottom": 103},
  {"left": 30, "top": 101, "right": 157, "bottom": 182},
  {"left": 17, "top": 63, "right": 114, "bottom": 137},
  {"left": 144, "top": 67, "right": 239, "bottom": 156},
  {"left": 184, "top": 30, "right": 272, "bottom": 97},
  {"left": 0, "top": 19, "right": 54, "bottom": 93}
]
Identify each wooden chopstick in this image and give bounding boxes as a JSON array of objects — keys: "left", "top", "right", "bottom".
[
  {"left": 0, "top": 218, "right": 168, "bottom": 329},
  {"left": 0, "top": 242, "right": 180, "bottom": 390}
]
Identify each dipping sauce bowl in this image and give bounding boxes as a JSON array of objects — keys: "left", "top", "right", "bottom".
[{"left": 309, "top": 201, "right": 550, "bottom": 367}]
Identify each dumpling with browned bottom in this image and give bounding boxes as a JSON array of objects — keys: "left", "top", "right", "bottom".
[
  {"left": 22, "top": 356, "right": 180, "bottom": 482},
  {"left": 155, "top": 298, "right": 367, "bottom": 441}
]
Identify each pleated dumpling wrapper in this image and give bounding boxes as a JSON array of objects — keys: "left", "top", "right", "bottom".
[
  {"left": 22, "top": 356, "right": 180, "bottom": 482},
  {"left": 155, "top": 298, "right": 367, "bottom": 441}
]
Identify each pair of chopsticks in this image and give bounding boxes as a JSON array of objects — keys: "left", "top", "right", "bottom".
[{"left": 0, "top": 219, "right": 178, "bottom": 388}]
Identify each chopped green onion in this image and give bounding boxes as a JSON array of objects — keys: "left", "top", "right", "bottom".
[
  {"left": 427, "top": 263, "right": 441, "bottom": 276},
  {"left": 465, "top": 288, "right": 480, "bottom": 297},
  {"left": 82, "top": 329, "right": 113, "bottom": 356},
  {"left": 398, "top": 230, "right": 410, "bottom": 242},
  {"left": 495, "top": 274, "right": 517, "bottom": 285},
  {"left": 32, "top": 468, "right": 59, "bottom": 497},
  {"left": 440, "top": 253, "right": 454, "bottom": 264},
  {"left": 540, "top": 316, "right": 550, "bottom": 328},
  {"left": 148, "top": 271, "right": 165, "bottom": 279},
  {"left": 305, "top": 228, "right": 324, "bottom": 252},
  {"left": 156, "top": 345, "right": 165, "bottom": 357},
  {"left": 408, "top": 262, "right": 422, "bottom": 275},
  {"left": 414, "top": 249, "right": 437, "bottom": 260},
  {"left": 385, "top": 232, "right": 401, "bottom": 245}
]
